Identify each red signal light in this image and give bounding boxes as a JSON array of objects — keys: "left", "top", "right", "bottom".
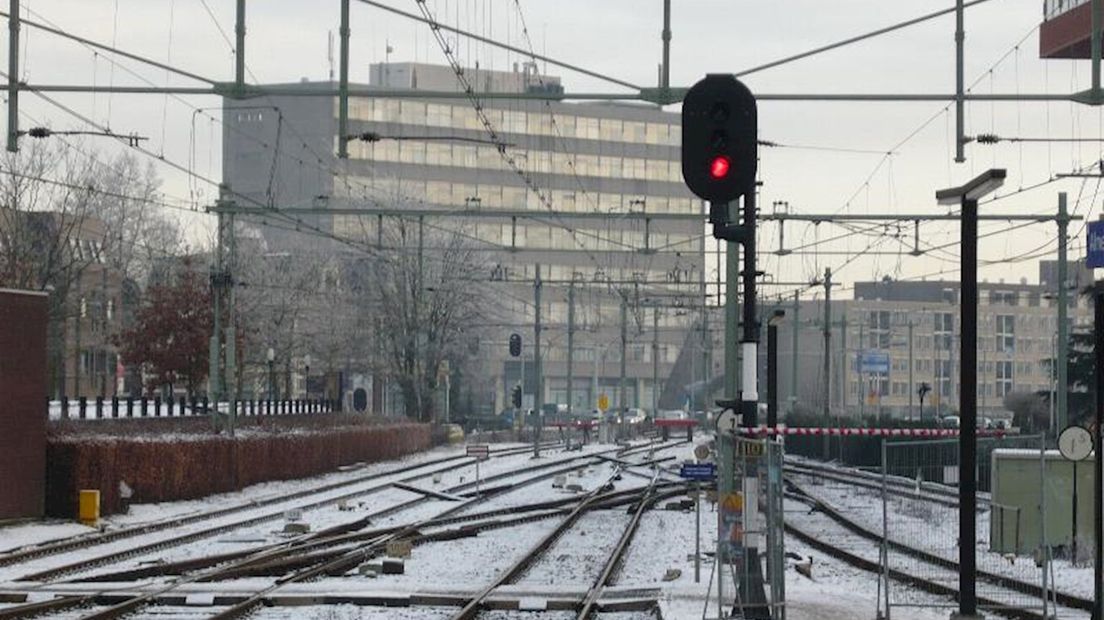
[{"left": 710, "top": 155, "right": 730, "bottom": 180}]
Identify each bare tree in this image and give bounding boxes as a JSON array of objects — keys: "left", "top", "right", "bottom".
[
  {"left": 353, "top": 217, "right": 488, "bottom": 422},
  {"left": 87, "top": 152, "right": 183, "bottom": 285},
  {"left": 235, "top": 233, "right": 332, "bottom": 399},
  {"left": 0, "top": 141, "right": 98, "bottom": 291},
  {"left": 0, "top": 141, "right": 104, "bottom": 396}
]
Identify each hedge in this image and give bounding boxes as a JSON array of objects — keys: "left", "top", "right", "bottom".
[{"left": 45, "top": 423, "right": 431, "bottom": 518}]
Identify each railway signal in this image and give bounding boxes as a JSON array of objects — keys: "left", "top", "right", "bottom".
[
  {"left": 509, "top": 333, "right": 522, "bottom": 357},
  {"left": 511, "top": 384, "right": 522, "bottom": 409},
  {"left": 681, "top": 74, "right": 757, "bottom": 205}
]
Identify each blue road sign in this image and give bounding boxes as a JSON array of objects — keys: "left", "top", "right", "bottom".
[
  {"left": 1088, "top": 220, "right": 1104, "bottom": 269},
  {"left": 857, "top": 351, "right": 890, "bottom": 375},
  {"left": 680, "top": 462, "right": 717, "bottom": 481}
]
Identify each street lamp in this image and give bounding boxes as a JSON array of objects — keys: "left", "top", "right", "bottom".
[
  {"left": 767, "top": 310, "right": 786, "bottom": 429},
  {"left": 935, "top": 168, "right": 1005, "bottom": 620},
  {"left": 266, "top": 347, "right": 275, "bottom": 400},
  {"left": 304, "top": 354, "right": 311, "bottom": 398}
]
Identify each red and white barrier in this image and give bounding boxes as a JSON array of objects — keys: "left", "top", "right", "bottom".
[{"left": 732, "top": 426, "right": 1007, "bottom": 438}]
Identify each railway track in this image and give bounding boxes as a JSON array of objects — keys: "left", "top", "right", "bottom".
[
  {"left": 204, "top": 442, "right": 674, "bottom": 620},
  {"left": 0, "top": 439, "right": 683, "bottom": 620},
  {"left": 785, "top": 477, "right": 1092, "bottom": 619},
  {"left": 449, "top": 466, "right": 666, "bottom": 620},
  {"left": 784, "top": 457, "right": 988, "bottom": 509},
  {"left": 0, "top": 442, "right": 554, "bottom": 573}
]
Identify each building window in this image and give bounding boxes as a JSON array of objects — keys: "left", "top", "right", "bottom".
[
  {"left": 990, "top": 290, "right": 1018, "bottom": 306},
  {"left": 996, "top": 315, "right": 1015, "bottom": 353},
  {"left": 934, "top": 312, "right": 953, "bottom": 350},
  {"left": 869, "top": 310, "right": 891, "bottom": 349},
  {"left": 996, "top": 361, "right": 1014, "bottom": 397},
  {"left": 936, "top": 359, "right": 953, "bottom": 397}
]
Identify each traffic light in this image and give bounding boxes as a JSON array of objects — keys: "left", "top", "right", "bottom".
[
  {"left": 918, "top": 382, "right": 932, "bottom": 401},
  {"left": 509, "top": 333, "right": 522, "bottom": 357},
  {"left": 511, "top": 384, "right": 522, "bottom": 408},
  {"left": 681, "top": 74, "right": 757, "bottom": 205}
]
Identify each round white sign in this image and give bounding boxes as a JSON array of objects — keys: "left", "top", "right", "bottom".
[
  {"left": 1058, "top": 425, "right": 1094, "bottom": 462},
  {"left": 715, "top": 409, "right": 739, "bottom": 435},
  {"left": 694, "top": 443, "right": 711, "bottom": 461}
]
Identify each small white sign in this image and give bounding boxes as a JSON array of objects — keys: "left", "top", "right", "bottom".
[
  {"left": 715, "top": 410, "right": 739, "bottom": 435},
  {"left": 943, "top": 465, "right": 959, "bottom": 485},
  {"left": 1059, "top": 425, "right": 1094, "bottom": 462}
]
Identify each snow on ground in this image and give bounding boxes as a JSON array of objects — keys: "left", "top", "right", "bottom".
[
  {"left": 362, "top": 520, "right": 554, "bottom": 585},
  {"left": 520, "top": 510, "right": 632, "bottom": 587},
  {"left": 0, "top": 521, "right": 96, "bottom": 554},
  {"left": 784, "top": 537, "right": 949, "bottom": 620},
  {"left": 254, "top": 605, "right": 453, "bottom": 620}
]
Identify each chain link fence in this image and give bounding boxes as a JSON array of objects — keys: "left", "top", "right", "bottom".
[{"left": 880, "top": 434, "right": 1049, "bottom": 616}]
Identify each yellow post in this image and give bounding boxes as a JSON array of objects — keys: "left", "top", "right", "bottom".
[{"left": 78, "top": 489, "right": 100, "bottom": 525}]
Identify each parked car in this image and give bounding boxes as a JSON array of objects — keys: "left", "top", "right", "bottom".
[
  {"left": 624, "top": 408, "right": 647, "bottom": 424},
  {"left": 940, "top": 415, "right": 961, "bottom": 429}
]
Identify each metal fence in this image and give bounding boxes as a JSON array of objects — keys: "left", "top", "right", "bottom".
[
  {"left": 48, "top": 396, "right": 340, "bottom": 420},
  {"left": 719, "top": 435, "right": 785, "bottom": 620},
  {"left": 879, "top": 434, "right": 1049, "bottom": 617}
]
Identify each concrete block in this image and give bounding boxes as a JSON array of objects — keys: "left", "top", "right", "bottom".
[
  {"left": 381, "top": 558, "right": 405, "bottom": 574},
  {"left": 283, "top": 522, "right": 311, "bottom": 534}
]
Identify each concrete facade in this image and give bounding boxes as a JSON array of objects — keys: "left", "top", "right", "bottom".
[
  {"left": 222, "top": 63, "right": 705, "bottom": 417},
  {"left": 764, "top": 263, "right": 1092, "bottom": 422}
]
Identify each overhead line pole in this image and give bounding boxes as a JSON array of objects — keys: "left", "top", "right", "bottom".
[
  {"left": 1058, "top": 192, "right": 1070, "bottom": 433},
  {"left": 6, "top": 0, "right": 18, "bottom": 152},
  {"left": 337, "top": 0, "right": 351, "bottom": 159},
  {"left": 534, "top": 264, "right": 543, "bottom": 458},
  {"left": 620, "top": 292, "right": 629, "bottom": 441},
  {"left": 955, "top": 0, "right": 966, "bottom": 162},
  {"left": 660, "top": 0, "right": 671, "bottom": 92},
  {"left": 567, "top": 281, "right": 575, "bottom": 420},
  {"left": 235, "top": 0, "right": 246, "bottom": 94},
  {"left": 822, "top": 267, "right": 832, "bottom": 460},
  {"left": 791, "top": 292, "right": 799, "bottom": 412},
  {"left": 1094, "top": 0, "right": 1103, "bottom": 98},
  {"left": 652, "top": 306, "right": 660, "bottom": 418}
]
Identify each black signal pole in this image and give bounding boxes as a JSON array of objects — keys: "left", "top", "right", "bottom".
[
  {"left": 1094, "top": 280, "right": 1104, "bottom": 620},
  {"left": 936, "top": 169, "right": 1005, "bottom": 620},
  {"left": 959, "top": 196, "right": 979, "bottom": 617},
  {"left": 767, "top": 310, "right": 785, "bottom": 429}
]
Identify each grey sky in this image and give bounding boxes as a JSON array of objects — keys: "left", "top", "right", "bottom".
[{"left": 12, "top": 1, "right": 1100, "bottom": 297}]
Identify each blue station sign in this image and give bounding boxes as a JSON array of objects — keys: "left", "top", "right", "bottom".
[
  {"left": 1088, "top": 220, "right": 1104, "bottom": 269},
  {"left": 679, "top": 462, "right": 717, "bottom": 481}
]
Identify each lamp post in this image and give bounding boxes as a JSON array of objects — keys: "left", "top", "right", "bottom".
[
  {"left": 266, "top": 347, "right": 275, "bottom": 400},
  {"left": 767, "top": 310, "right": 785, "bottom": 429},
  {"left": 935, "top": 168, "right": 1006, "bottom": 620},
  {"left": 304, "top": 354, "right": 311, "bottom": 399}
]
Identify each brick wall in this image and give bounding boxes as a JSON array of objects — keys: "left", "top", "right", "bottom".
[{"left": 0, "top": 289, "right": 49, "bottom": 519}]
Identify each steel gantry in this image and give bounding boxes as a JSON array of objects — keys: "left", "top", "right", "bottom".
[{"left": 7, "top": 0, "right": 1104, "bottom": 158}]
